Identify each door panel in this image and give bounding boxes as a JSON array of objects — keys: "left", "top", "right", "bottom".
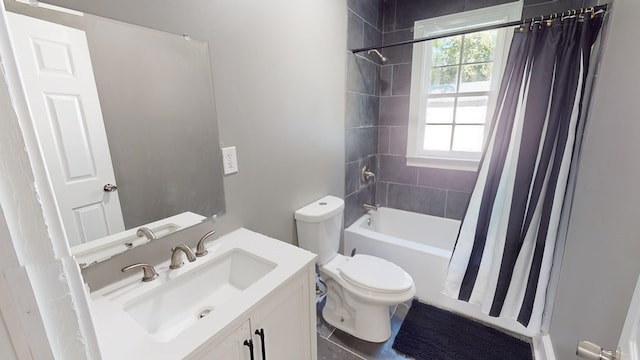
[
  {"left": 7, "top": 12, "right": 124, "bottom": 246},
  {"left": 45, "top": 94, "right": 97, "bottom": 179}
]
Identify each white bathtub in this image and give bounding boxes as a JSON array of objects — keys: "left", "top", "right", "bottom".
[{"left": 344, "top": 207, "right": 535, "bottom": 337}]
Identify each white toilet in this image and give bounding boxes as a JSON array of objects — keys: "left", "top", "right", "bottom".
[{"left": 295, "top": 195, "right": 415, "bottom": 343}]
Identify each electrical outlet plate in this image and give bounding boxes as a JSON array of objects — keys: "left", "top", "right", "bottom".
[{"left": 221, "top": 146, "right": 238, "bottom": 175}]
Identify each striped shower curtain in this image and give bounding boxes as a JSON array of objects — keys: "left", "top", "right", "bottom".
[{"left": 444, "top": 12, "right": 604, "bottom": 331}]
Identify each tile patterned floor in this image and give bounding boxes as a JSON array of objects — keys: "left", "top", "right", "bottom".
[{"left": 316, "top": 297, "right": 414, "bottom": 360}]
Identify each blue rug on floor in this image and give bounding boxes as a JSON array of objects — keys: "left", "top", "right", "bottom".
[{"left": 392, "top": 300, "right": 533, "bottom": 360}]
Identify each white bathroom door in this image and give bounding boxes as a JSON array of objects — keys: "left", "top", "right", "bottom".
[{"left": 7, "top": 12, "right": 125, "bottom": 247}]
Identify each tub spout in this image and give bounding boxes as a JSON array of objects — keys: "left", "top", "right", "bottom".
[{"left": 363, "top": 203, "right": 378, "bottom": 212}]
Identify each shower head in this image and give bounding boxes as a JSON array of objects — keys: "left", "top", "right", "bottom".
[{"left": 367, "top": 49, "right": 389, "bottom": 64}]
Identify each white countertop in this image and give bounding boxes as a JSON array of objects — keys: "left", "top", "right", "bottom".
[{"left": 89, "top": 227, "right": 316, "bottom": 360}]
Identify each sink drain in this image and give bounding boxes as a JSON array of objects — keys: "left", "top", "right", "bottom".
[{"left": 198, "top": 308, "right": 213, "bottom": 319}]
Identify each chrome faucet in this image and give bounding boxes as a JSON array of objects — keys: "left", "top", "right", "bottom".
[
  {"left": 361, "top": 166, "right": 376, "bottom": 184},
  {"left": 196, "top": 230, "right": 216, "bottom": 257},
  {"left": 170, "top": 244, "right": 197, "bottom": 269},
  {"left": 136, "top": 226, "right": 157, "bottom": 241},
  {"left": 121, "top": 263, "right": 159, "bottom": 282}
]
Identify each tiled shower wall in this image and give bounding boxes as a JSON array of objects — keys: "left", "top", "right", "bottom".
[
  {"left": 345, "top": 0, "right": 600, "bottom": 227},
  {"left": 344, "top": 0, "right": 384, "bottom": 226}
]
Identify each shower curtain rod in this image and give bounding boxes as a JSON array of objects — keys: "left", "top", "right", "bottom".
[{"left": 350, "top": 4, "right": 608, "bottom": 54}]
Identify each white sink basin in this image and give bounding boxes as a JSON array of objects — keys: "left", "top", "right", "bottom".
[{"left": 123, "top": 249, "right": 276, "bottom": 342}]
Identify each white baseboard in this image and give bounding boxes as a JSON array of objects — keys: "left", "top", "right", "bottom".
[{"left": 533, "top": 334, "right": 556, "bottom": 360}]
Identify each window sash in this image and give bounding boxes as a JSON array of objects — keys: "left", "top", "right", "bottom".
[{"left": 406, "top": 2, "right": 522, "bottom": 171}]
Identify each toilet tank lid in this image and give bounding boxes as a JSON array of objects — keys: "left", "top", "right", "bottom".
[{"left": 294, "top": 195, "right": 344, "bottom": 223}]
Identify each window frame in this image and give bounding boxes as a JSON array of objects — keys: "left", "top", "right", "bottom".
[{"left": 406, "top": 2, "right": 523, "bottom": 171}]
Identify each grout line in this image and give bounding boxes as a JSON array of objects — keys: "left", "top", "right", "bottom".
[
  {"left": 379, "top": 94, "right": 410, "bottom": 98},
  {"left": 380, "top": 179, "right": 470, "bottom": 194},
  {"left": 346, "top": 90, "right": 380, "bottom": 98},
  {"left": 444, "top": 189, "right": 449, "bottom": 218},
  {"left": 323, "top": 335, "right": 367, "bottom": 360},
  {"left": 348, "top": 7, "right": 383, "bottom": 34}
]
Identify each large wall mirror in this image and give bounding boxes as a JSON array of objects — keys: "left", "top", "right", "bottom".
[{"left": 5, "top": 0, "right": 226, "bottom": 267}]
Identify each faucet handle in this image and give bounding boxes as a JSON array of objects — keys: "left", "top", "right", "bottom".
[
  {"left": 121, "top": 263, "right": 159, "bottom": 282},
  {"left": 196, "top": 230, "right": 216, "bottom": 257}
]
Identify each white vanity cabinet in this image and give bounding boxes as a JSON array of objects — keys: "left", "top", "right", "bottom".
[
  {"left": 90, "top": 228, "right": 317, "bottom": 360},
  {"left": 190, "top": 266, "right": 316, "bottom": 360}
]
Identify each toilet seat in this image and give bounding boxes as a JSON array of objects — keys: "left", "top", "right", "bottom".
[{"left": 337, "top": 254, "right": 413, "bottom": 294}]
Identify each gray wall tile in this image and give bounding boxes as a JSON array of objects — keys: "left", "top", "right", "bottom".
[
  {"left": 382, "top": 29, "right": 413, "bottom": 64},
  {"left": 389, "top": 126, "right": 408, "bottom": 155},
  {"left": 377, "top": 0, "right": 385, "bottom": 31},
  {"left": 378, "top": 126, "right": 390, "bottom": 154},
  {"left": 346, "top": 93, "right": 379, "bottom": 129},
  {"left": 348, "top": 0, "right": 382, "bottom": 30},
  {"left": 382, "top": 27, "right": 413, "bottom": 45},
  {"left": 345, "top": 184, "right": 375, "bottom": 226},
  {"left": 395, "top": 1, "right": 465, "bottom": 29},
  {"left": 347, "top": 54, "right": 378, "bottom": 95},
  {"left": 345, "top": 160, "right": 360, "bottom": 196},
  {"left": 347, "top": 10, "right": 364, "bottom": 50},
  {"left": 376, "top": 181, "right": 388, "bottom": 206},
  {"left": 379, "top": 155, "right": 418, "bottom": 185},
  {"left": 346, "top": 127, "right": 378, "bottom": 162},
  {"left": 387, "top": 183, "right": 446, "bottom": 216},
  {"left": 379, "top": 95, "right": 410, "bottom": 126},
  {"left": 363, "top": 22, "right": 382, "bottom": 49},
  {"left": 522, "top": 0, "right": 584, "bottom": 18},
  {"left": 391, "top": 63, "right": 412, "bottom": 96},
  {"left": 380, "top": 65, "right": 392, "bottom": 96},
  {"left": 582, "top": 0, "right": 601, "bottom": 7},
  {"left": 382, "top": 0, "right": 396, "bottom": 32},
  {"left": 445, "top": 190, "right": 472, "bottom": 220},
  {"left": 418, "top": 168, "right": 477, "bottom": 192},
  {"left": 464, "top": 0, "right": 518, "bottom": 11}
]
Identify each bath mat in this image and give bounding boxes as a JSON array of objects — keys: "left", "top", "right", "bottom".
[{"left": 392, "top": 300, "right": 533, "bottom": 360}]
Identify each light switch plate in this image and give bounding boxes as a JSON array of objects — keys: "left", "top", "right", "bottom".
[{"left": 221, "top": 146, "right": 238, "bottom": 175}]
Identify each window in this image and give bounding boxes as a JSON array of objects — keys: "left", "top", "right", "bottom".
[{"left": 407, "top": 3, "right": 522, "bottom": 171}]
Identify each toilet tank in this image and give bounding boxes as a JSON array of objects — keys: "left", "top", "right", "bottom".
[{"left": 294, "top": 195, "right": 344, "bottom": 265}]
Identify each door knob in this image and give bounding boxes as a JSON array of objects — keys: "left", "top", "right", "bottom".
[{"left": 103, "top": 184, "right": 118, "bottom": 192}]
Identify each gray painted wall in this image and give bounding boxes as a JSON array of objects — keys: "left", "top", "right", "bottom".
[
  {"left": 42, "top": 0, "right": 346, "bottom": 246},
  {"left": 549, "top": 0, "right": 640, "bottom": 358}
]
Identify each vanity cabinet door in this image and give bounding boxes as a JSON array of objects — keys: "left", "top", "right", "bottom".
[
  {"left": 191, "top": 264, "right": 316, "bottom": 360},
  {"left": 250, "top": 268, "right": 315, "bottom": 360},
  {"left": 196, "top": 320, "right": 253, "bottom": 360}
]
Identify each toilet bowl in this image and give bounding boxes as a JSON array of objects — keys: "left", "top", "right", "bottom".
[{"left": 294, "top": 195, "right": 415, "bottom": 343}]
